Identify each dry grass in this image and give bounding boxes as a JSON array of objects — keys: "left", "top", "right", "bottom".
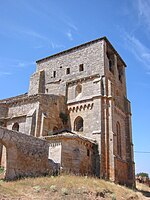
[
  {"left": 136, "top": 181, "right": 150, "bottom": 199},
  {"left": 0, "top": 174, "right": 149, "bottom": 199}
]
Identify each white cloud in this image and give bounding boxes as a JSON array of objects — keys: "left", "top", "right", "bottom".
[
  {"left": 137, "top": 0, "right": 150, "bottom": 28},
  {"left": 66, "top": 30, "right": 73, "bottom": 41},
  {"left": 134, "top": 81, "right": 150, "bottom": 88},
  {"left": 17, "top": 61, "right": 35, "bottom": 68},
  {"left": 146, "top": 71, "right": 150, "bottom": 75},
  {"left": 0, "top": 57, "right": 35, "bottom": 69},
  {"left": 65, "top": 21, "right": 78, "bottom": 32},
  {"left": 124, "top": 32, "right": 150, "bottom": 69},
  {"left": 50, "top": 42, "right": 65, "bottom": 49},
  {"left": 21, "top": 29, "right": 49, "bottom": 41},
  {"left": 20, "top": 1, "right": 79, "bottom": 37},
  {"left": 21, "top": 29, "right": 66, "bottom": 49},
  {"left": 33, "top": 44, "right": 45, "bottom": 49},
  {"left": 0, "top": 72, "right": 12, "bottom": 76}
]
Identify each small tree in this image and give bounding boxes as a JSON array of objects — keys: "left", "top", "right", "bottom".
[
  {"left": 136, "top": 172, "right": 149, "bottom": 178},
  {"left": 59, "top": 112, "right": 68, "bottom": 125}
]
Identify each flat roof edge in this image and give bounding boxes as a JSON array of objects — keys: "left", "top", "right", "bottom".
[
  {"left": 36, "top": 37, "right": 106, "bottom": 63},
  {"left": 36, "top": 36, "right": 126, "bottom": 67}
]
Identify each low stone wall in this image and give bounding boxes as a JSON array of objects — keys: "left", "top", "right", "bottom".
[{"left": 0, "top": 127, "right": 59, "bottom": 180}]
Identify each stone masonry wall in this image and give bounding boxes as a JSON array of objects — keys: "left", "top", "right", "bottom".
[
  {"left": 0, "top": 37, "right": 134, "bottom": 185},
  {"left": 0, "top": 127, "right": 58, "bottom": 180},
  {"left": 5, "top": 98, "right": 39, "bottom": 134},
  {"left": 61, "top": 139, "right": 93, "bottom": 175},
  {"left": 68, "top": 98, "right": 101, "bottom": 140},
  {"left": 46, "top": 137, "right": 95, "bottom": 176},
  {"left": 0, "top": 94, "right": 66, "bottom": 137},
  {"left": 37, "top": 95, "right": 66, "bottom": 137},
  {"left": 28, "top": 70, "right": 45, "bottom": 96},
  {"left": 29, "top": 40, "right": 105, "bottom": 96},
  {"left": 0, "top": 104, "right": 8, "bottom": 119},
  {"left": 102, "top": 41, "right": 135, "bottom": 186},
  {"left": 67, "top": 75, "right": 102, "bottom": 142}
]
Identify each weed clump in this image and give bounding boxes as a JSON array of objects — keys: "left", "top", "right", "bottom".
[
  {"left": 61, "top": 188, "right": 69, "bottom": 195},
  {"left": 50, "top": 185, "right": 57, "bottom": 192},
  {"left": 0, "top": 167, "right": 4, "bottom": 174}
]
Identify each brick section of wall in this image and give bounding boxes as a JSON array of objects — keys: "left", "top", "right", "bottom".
[
  {"left": 101, "top": 41, "right": 135, "bottom": 186},
  {"left": 114, "top": 158, "right": 128, "bottom": 185}
]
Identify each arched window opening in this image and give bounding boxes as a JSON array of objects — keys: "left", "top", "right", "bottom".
[
  {"left": 0, "top": 121, "right": 5, "bottom": 127},
  {"left": 53, "top": 126, "right": 58, "bottom": 132},
  {"left": 79, "top": 64, "right": 84, "bottom": 72},
  {"left": 87, "top": 149, "right": 90, "bottom": 157},
  {"left": 12, "top": 122, "right": 19, "bottom": 132},
  {"left": 117, "top": 63, "right": 124, "bottom": 83},
  {"left": 116, "top": 122, "right": 121, "bottom": 157},
  {"left": 106, "top": 51, "right": 114, "bottom": 74},
  {"left": 74, "top": 116, "right": 83, "bottom": 132},
  {"left": 75, "top": 84, "right": 82, "bottom": 97},
  {"left": 101, "top": 80, "right": 104, "bottom": 96}
]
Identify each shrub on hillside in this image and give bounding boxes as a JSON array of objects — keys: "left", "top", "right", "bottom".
[{"left": 136, "top": 172, "right": 149, "bottom": 178}]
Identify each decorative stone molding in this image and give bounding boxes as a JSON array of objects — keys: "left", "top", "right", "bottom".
[
  {"left": 68, "top": 103, "right": 94, "bottom": 112},
  {"left": 67, "top": 74, "right": 100, "bottom": 86},
  {"left": 49, "top": 142, "right": 61, "bottom": 147}
]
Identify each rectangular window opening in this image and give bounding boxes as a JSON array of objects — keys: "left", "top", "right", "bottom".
[
  {"left": 87, "top": 149, "right": 90, "bottom": 157},
  {"left": 66, "top": 68, "right": 70, "bottom": 75},
  {"left": 53, "top": 71, "right": 56, "bottom": 78},
  {"left": 79, "top": 64, "right": 84, "bottom": 72}
]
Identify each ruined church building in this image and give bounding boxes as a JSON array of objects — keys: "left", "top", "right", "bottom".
[{"left": 0, "top": 37, "right": 135, "bottom": 186}]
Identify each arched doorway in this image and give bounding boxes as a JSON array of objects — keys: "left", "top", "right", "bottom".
[
  {"left": 53, "top": 126, "right": 58, "bottom": 132},
  {"left": 74, "top": 116, "right": 83, "bottom": 132},
  {"left": 12, "top": 122, "right": 19, "bottom": 132}
]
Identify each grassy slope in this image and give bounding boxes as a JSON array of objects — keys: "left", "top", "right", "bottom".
[{"left": 0, "top": 174, "right": 149, "bottom": 200}]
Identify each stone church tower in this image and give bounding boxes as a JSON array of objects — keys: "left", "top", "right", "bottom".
[{"left": 0, "top": 37, "right": 135, "bottom": 186}]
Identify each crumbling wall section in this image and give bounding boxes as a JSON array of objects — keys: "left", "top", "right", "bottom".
[{"left": 0, "top": 127, "right": 59, "bottom": 180}]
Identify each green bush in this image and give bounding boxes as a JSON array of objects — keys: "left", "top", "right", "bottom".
[
  {"left": 136, "top": 172, "right": 149, "bottom": 178},
  {"left": 59, "top": 112, "right": 68, "bottom": 124},
  {"left": 0, "top": 167, "right": 4, "bottom": 173}
]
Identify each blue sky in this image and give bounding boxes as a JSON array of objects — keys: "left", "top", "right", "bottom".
[{"left": 0, "top": 0, "right": 150, "bottom": 175}]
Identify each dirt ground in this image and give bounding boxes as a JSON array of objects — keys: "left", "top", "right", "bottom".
[{"left": 0, "top": 173, "right": 150, "bottom": 200}]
